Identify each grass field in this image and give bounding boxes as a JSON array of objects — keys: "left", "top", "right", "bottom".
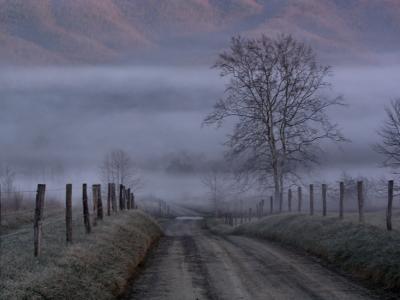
[
  {"left": 1, "top": 207, "right": 64, "bottom": 235},
  {"left": 227, "top": 211, "right": 400, "bottom": 293},
  {"left": 0, "top": 209, "right": 162, "bottom": 299}
]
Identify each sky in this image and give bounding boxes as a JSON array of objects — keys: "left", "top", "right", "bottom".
[{"left": 1, "top": 62, "right": 400, "bottom": 200}]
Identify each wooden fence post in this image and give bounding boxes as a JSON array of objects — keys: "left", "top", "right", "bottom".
[
  {"left": 66, "top": 184, "right": 72, "bottom": 244},
  {"left": 82, "top": 184, "right": 91, "bottom": 234},
  {"left": 123, "top": 186, "right": 127, "bottom": 210},
  {"left": 339, "top": 181, "right": 344, "bottom": 219},
  {"left": 322, "top": 184, "right": 327, "bottom": 217},
  {"left": 131, "top": 193, "right": 134, "bottom": 209},
  {"left": 96, "top": 184, "right": 103, "bottom": 220},
  {"left": 0, "top": 184, "right": 2, "bottom": 230},
  {"left": 288, "top": 189, "right": 292, "bottom": 212},
  {"left": 34, "top": 184, "right": 46, "bottom": 257},
  {"left": 298, "top": 186, "right": 302, "bottom": 212},
  {"left": 107, "top": 183, "right": 111, "bottom": 216},
  {"left": 111, "top": 183, "right": 117, "bottom": 213},
  {"left": 127, "top": 188, "right": 131, "bottom": 210},
  {"left": 92, "top": 185, "right": 98, "bottom": 226},
  {"left": 119, "top": 184, "right": 123, "bottom": 210},
  {"left": 309, "top": 184, "right": 314, "bottom": 216},
  {"left": 357, "top": 181, "right": 364, "bottom": 223},
  {"left": 387, "top": 180, "right": 394, "bottom": 231}
]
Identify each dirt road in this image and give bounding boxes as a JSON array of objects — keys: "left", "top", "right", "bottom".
[{"left": 122, "top": 218, "right": 378, "bottom": 300}]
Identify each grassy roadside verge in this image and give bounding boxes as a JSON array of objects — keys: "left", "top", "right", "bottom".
[
  {"left": 1, "top": 210, "right": 162, "bottom": 299},
  {"left": 228, "top": 214, "right": 400, "bottom": 293}
]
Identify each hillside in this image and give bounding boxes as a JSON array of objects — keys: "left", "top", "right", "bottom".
[{"left": 0, "top": 0, "right": 399, "bottom": 64}]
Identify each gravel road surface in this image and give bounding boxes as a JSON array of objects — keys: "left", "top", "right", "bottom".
[{"left": 122, "top": 218, "right": 377, "bottom": 300}]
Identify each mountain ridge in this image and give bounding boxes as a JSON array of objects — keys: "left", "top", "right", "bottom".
[{"left": 0, "top": 0, "right": 399, "bottom": 64}]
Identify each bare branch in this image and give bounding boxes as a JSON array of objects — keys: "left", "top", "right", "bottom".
[{"left": 204, "top": 34, "right": 345, "bottom": 204}]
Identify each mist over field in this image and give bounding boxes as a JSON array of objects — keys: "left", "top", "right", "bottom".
[
  {"left": 4, "top": 2, "right": 400, "bottom": 300},
  {"left": 1, "top": 64, "right": 399, "bottom": 199},
  {"left": 0, "top": 0, "right": 400, "bottom": 203}
]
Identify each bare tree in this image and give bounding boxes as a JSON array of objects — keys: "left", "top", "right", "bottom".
[
  {"left": 330, "top": 172, "right": 384, "bottom": 210},
  {"left": 374, "top": 98, "right": 400, "bottom": 169},
  {"left": 204, "top": 35, "right": 345, "bottom": 207},
  {"left": 201, "top": 167, "right": 227, "bottom": 217},
  {"left": 100, "top": 149, "right": 143, "bottom": 192},
  {"left": 0, "top": 166, "right": 23, "bottom": 211}
]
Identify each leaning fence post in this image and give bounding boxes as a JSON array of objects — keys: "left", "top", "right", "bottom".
[
  {"left": 357, "top": 181, "right": 364, "bottom": 223},
  {"left": 322, "top": 184, "right": 327, "bottom": 216},
  {"left": 298, "top": 186, "right": 302, "bottom": 212},
  {"left": 387, "top": 180, "right": 394, "bottom": 231},
  {"left": 96, "top": 184, "right": 103, "bottom": 220},
  {"left": 309, "top": 184, "right": 314, "bottom": 216},
  {"left": 288, "top": 189, "right": 292, "bottom": 212},
  {"left": 66, "top": 184, "right": 72, "bottom": 244},
  {"left": 82, "top": 184, "right": 91, "bottom": 234},
  {"left": 34, "top": 184, "right": 46, "bottom": 257},
  {"left": 339, "top": 181, "right": 344, "bottom": 219}
]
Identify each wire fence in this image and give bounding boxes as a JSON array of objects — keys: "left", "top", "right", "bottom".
[
  {"left": 222, "top": 179, "right": 399, "bottom": 232},
  {"left": 0, "top": 182, "right": 154, "bottom": 257}
]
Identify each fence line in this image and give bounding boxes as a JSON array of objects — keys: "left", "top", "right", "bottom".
[
  {"left": 222, "top": 180, "right": 399, "bottom": 234},
  {"left": 0, "top": 182, "right": 142, "bottom": 257}
]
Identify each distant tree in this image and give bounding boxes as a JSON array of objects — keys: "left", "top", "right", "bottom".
[
  {"left": 0, "top": 166, "right": 22, "bottom": 210},
  {"left": 332, "top": 172, "right": 383, "bottom": 210},
  {"left": 374, "top": 98, "right": 400, "bottom": 169},
  {"left": 204, "top": 34, "right": 345, "bottom": 207},
  {"left": 100, "top": 149, "right": 143, "bottom": 192},
  {"left": 201, "top": 167, "right": 228, "bottom": 217}
]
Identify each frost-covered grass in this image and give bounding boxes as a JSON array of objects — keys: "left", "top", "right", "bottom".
[
  {"left": 205, "top": 218, "right": 234, "bottom": 235},
  {"left": 342, "top": 209, "right": 400, "bottom": 230},
  {"left": 1, "top": 207, "right": 64, "bottom": 235},
  {"left": 0, "top": 210, "right": 162, "bottom": 299},
  {"left": 233, "top": 213, "right": 400, "bottom": 292}
]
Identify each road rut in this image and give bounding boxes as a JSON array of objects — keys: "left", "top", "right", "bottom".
[{"left": 122, "top": 218, "right": 378, "bottom": 300}]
